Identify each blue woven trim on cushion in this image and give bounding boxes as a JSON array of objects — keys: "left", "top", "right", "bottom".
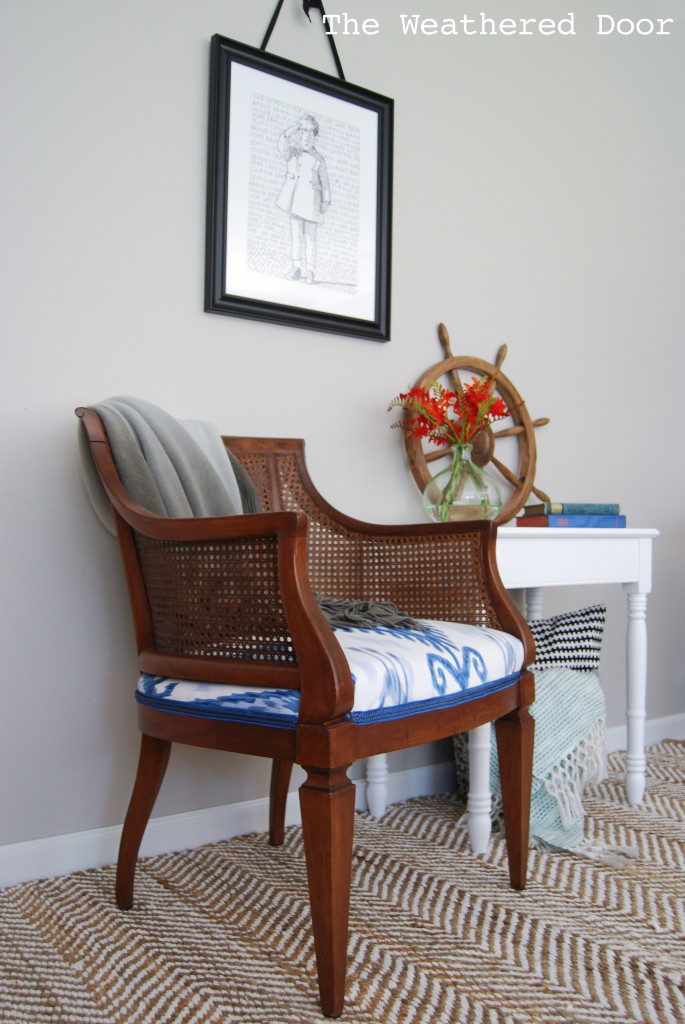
[
  {"left": 136, "top": 675, "right": 299, "bottom": 730},
  {"left": 136, "top": 620, "right": 524, "bottom": 728},
  {"left": 348, "top": 671, "right": 521, "bottom": 725}
]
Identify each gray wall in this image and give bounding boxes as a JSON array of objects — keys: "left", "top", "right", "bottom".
[{"left": 1, "top": 0, "right": 683, "bottom": 847}]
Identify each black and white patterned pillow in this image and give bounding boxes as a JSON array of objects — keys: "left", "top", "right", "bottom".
[{"left": 529, "top": 604, "right": 606, "bottom": 671}]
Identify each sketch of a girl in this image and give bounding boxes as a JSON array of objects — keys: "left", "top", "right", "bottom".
[{"left": 275, "top": 114, "right": 331, "bottom": 284}]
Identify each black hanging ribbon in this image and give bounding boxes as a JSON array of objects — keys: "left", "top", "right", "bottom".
[{"left": 261, "top": 0, "right": 346, "bottom": 80}]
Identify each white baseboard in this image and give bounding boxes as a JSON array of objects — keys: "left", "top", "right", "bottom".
[
  {"left": 2, "top": 714, "right": 682, "bottom": 890},
  {"left": 380, "top": 759, "right": 457, "bottom": 807},
  {"left": 0, "top": 760, "right": 456, "bottom": 890}
]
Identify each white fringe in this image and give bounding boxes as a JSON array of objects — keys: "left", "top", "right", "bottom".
[
  {"left": 490, "top": 719, "right": 640, "bottom": 866},
  {"left": 542, "top": 718, "right": 608, "bottom": 829}
]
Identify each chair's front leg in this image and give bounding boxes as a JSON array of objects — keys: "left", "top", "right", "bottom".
[
  {"left": 269, "top": 758, "right": 293, "bottom": 845},
  {"left": 299, "top": 765, "right": 356, "bottom": 1018},
  {"left": 494, "top": 706, "right": 534, "bottom": 890},
  {"left": 116, "top": 733, "right": 171, "bottom": 909}
]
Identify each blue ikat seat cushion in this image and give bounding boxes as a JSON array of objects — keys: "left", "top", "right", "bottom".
[{"left": 136, "top": 620, "right": 524, "bottom": 729}]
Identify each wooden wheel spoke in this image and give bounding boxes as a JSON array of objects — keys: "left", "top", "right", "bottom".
[
  {"left": 438, "top": 323, "right": 454, "bottom": 360},
  {"left": 532, "top": 484, "right": 552, "bottom": 503},
  {"left": 494, "top": 417, "right": 549, "bottom": 440},
  {"left": 425, "top": 448, "right": 451, "bottom": 465},
  {"left": 450, "top": 368, "right": 463, "bottom": 392},
  {"left": 491, "top": 457, "right": 550, "bottom": 503},
  {"left": 438, "top": 323, "right": 463, "bottom": 391},
  {"left": 493, "top": 424, "right": 525, "bottom": 439},
  {"left": 490, "top": 455, "right": 522, "bottom": 488}
]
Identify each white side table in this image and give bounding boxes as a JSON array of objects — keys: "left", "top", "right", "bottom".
[{"left": 365, "top": 527, "right": 658, "bottom": 853}]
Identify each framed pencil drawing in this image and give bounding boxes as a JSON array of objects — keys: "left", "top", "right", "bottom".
[{"left": 205, "top": 35, "right": 393, "bottom": 340}]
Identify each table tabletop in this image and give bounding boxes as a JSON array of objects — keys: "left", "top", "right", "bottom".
[{"left": 496, "top": 526, "right": 658, "bottom": 592}]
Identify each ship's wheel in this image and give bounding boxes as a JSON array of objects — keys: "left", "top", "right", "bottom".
[{"left": 404, "top": 324, "right": 551, "bottom": 524}]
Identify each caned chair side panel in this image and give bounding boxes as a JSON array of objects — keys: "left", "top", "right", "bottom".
[
  {"left": 227, "top": 445, "right": 503, "bottom": 631},
  {"left": 273, "top": 452, "right": 364, "bottom": 599},
  {"left": 133, "top": 531, "right": 297, "bottom": 668},
  {"left": 357, "top": 531, "right": 501, "bottom": 628}
]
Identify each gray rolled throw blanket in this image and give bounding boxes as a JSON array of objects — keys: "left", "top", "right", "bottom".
[
  {"left": 79, "top": 396, "right": 260, "bottom": 534},
  {"left": 315, "top": 596, "right": 427, "bottom": 632}
]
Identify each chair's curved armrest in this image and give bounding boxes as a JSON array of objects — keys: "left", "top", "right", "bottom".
[{"left": 119, "top": 508, "right": 355, "bottom": 726}]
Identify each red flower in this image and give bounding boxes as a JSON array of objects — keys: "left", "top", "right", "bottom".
[{"left": 388, "top": 374, "right": 509, "bottom": 446}]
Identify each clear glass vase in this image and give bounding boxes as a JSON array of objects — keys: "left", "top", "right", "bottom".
[{"left": 423, "top": 443, "right": 502, "bottom": 523}]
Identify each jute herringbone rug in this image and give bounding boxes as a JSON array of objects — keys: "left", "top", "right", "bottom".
[{"left": 1, "top": 741, "right": 684, "bottom": 1024}]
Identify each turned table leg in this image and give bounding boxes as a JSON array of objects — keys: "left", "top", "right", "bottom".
[
  {"left": 625, "top": 591, "right": 648, "bottom": 804},
  {"left": 365, "top": 753, "right": 389, "bottom": 817},
  {"left": 467, "top": 723, "right": 492, "bottom": 853},
  {"left": 464, "top": 586, "right": 544, "bottom": 853}
]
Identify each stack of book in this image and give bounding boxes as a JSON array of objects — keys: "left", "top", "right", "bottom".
[{"left": 515, "top": 502, "right": 626, "bottom": 528}]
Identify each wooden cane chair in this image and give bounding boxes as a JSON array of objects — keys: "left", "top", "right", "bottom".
[{"left": 77, "top": 406, "right": 535, "bottom": 1018}]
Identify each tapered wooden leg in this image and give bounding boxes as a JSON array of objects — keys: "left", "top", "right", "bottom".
[
  {"left": 116, "top": 734, "right": 171, "bottom": 909},
  {"left": 269, "top": 758, "right": 293, "bottom": 846},
  {"left": 299, "top": 766, "right": 355, "bottom": 1018},
  {"left": 494, "top": 707, "right": 534, "bottom": 890}
]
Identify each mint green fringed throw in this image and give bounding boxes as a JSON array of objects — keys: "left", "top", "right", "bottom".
[{"left": 491, "top": 666, "right": 607, "bottom": 852}]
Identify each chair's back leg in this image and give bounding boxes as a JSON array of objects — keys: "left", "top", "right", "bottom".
[
  {"left": 116, "top": 734, "right": 171, "bottom": 909},
  {"left": 299, "top": 765, "right": 356, "bottom": 1018},
  {"left": 269, "top": 758, "right": 293, "bottom": 846},
  {"left": 494, "top": 707, "right": 535, "bottom": 890}
]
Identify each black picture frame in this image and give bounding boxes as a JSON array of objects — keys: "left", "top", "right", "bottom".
[{"left": 205, "top": 34, "right": 393, "bottom": 341}]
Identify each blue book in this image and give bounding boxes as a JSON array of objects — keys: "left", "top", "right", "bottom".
[
  {"left": 523, "top": 502, "right": 620, "bottom": 516},
  {"left": 517, "top": 514, "right": 626, "bottom": 528}
]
